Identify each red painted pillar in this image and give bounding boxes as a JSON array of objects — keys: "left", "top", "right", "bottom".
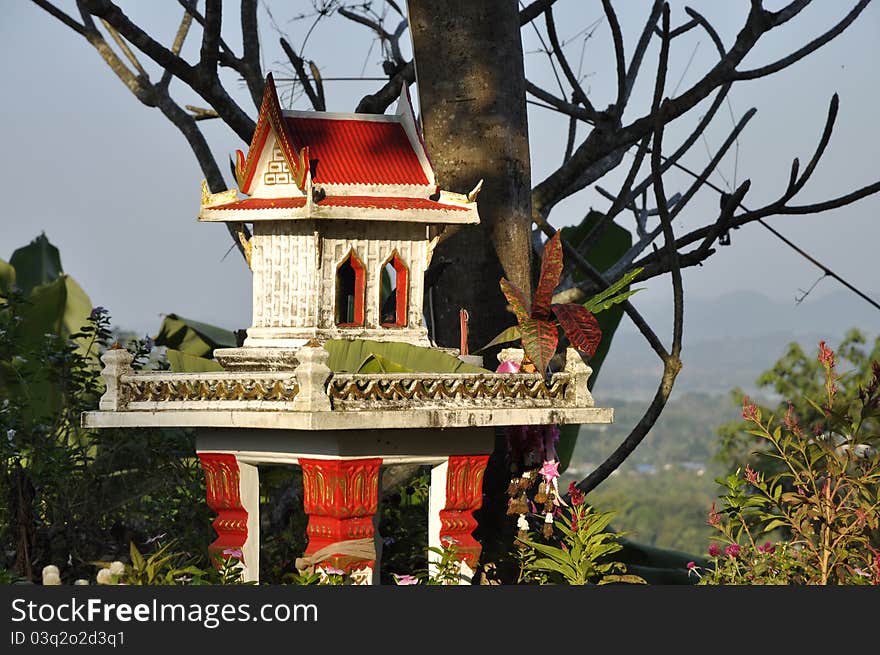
[
  {"left": 198, "top": 453, "right": 249, "bottom": 565},
  {"left": 299, "top": 457, "right": 382, "bottom": 581},
  {"left": 439, "top": 454, "right": 490, "bottom": 571}
]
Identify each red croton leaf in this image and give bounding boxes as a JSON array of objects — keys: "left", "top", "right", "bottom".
[
  {"left": 551, "top": 303, "right": 602, "bottom": 357},
  {"left": 499, "top": 278, "right": 531, "bottom": 323},
  {"left": 519, "top": 317, "right": 559, "bottom": 375},
  {"left": 532, "top": 232, "right": 564, "bottom": 320}
]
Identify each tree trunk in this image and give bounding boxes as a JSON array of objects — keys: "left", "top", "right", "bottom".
[
  {"left": 407, "top": 0, "right": 533, "bottom": 354},
  {"left": 407, "top": 0, "right": 533, "bottom": 582}
]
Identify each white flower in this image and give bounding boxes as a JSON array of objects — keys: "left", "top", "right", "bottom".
[
  {"left": 96, "top": 568, "right": 114, "bottom": 585},
  {"left": 109, "top": 561, "right": 126, "bottom": 576},
  {"left": 74, "top": 579, "right": 90, "bottom": 586},
  {"left": 43, "top": 572, "right": 61, "bottom": 585},
  {"left": 517, "top": 514, "right": 529, "bottom": 531}
]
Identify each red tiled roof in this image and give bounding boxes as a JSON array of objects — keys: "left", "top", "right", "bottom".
[
  {"left": 318, "top": 196, "right": 468, "bottom": 211},
  {"left": 209, "top": 197, "right": 307, "bottom": 211},
  {"left": 285, "top": 117, "right": 430, "bottom": 186}
]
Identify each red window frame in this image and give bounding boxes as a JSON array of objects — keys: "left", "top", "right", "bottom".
[
  {"left": 380, "top": 252, "right": 409, "bottom": 328},
  {"left": 335, "top": 249, "right": 366, "bottom": 327}
]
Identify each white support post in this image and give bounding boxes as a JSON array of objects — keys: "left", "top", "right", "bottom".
[
  {"left": 564, "top": 347, "right": 595, "bottom": 407},
  {"left": 292, "top": 340, "right": 332, "bottom": 411},
  {"left": 427, "top": 460, "right": 448, "bottom": 581},
  {"left": 99, "top": 347, "right": 133, "bottom": 411},
  {"left": 238, "top": 461, "right": 261, "bottom": 583}
]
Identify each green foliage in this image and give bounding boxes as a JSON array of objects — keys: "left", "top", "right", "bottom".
[
  {"left": 716, "top": 329, "right": 880, "bottom": 474},
  {"left": 516, "top": 499, "right": 645, "bottom": 585},
  {"left": 91, "top": 541, "right": 250, "bottom": 586},
  {"left": 0, "top": 235, "right": 212, "bottom": 583},
  {"left": 565, "top": 392, "right": 735, "bottom": 553},
  {"left": 699, "top": 342, "right": 880, "bottom": 585},
  {"left": 9, "top": 233, "right": 63, "bottom": 297},
  {"left": 0, "top": 258, "right": 16, "bottom": 298},
  {"left": 379, "top": 469, "right": 430, "bottom": 584}
]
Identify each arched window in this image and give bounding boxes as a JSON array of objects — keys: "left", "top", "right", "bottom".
[
  {"left": 335, "top": 250, "right": 365, "bottom": 326},
  {"left": 379, "top": 252, "right": 409, "bottom": 328}
]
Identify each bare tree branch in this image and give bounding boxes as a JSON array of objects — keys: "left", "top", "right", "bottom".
[
  {"left": 355, "top": 60, "right": 415, "bottom": 114},
  {"left": 239, "top": 0, "right": 264, "bottom": 107},
  {"left": 519, "top": 0, "right": 560, "bottom": 26},
  {"left": 600, "top": 0, "right": 626, "bottom": 116},
  {"left": 525, "top": 81, "right": 597, "bottom": 123},
  {"left": 736, "top": 0, "right": 870, "bottom": 79},
  {"left": 32, "top": 0, "right": 87, "bottom": 35},
  {"left": 544, "top": 8, "right": 599, "bottom": 118},
  {"left": 199, "top": 0, "right": 222, "bottom": 75},
  {"left": 80, "top": 0, "right": 255, "bottom": 142},
  {"left": 577, "top": 5, "right": 683, "bottom": 494},
  {"left": 623, "top": 0, "right": 663, "bottom": 104},
  {"left": 280, "top": 37, "right": 325, "bottom": 111}
]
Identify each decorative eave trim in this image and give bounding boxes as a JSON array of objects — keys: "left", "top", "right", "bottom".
[
  {"left": 235, "top": 73, "right": 309, "bottom": 195},
  {"left": 396, "top": 84, "right": 436, "bottom": 189},
  {"left": 198, "top": 203, "right": 480, "bottom": 225}
]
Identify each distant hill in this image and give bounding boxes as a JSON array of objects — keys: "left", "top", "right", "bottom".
[{"left": 593, "top": 288, "right": 878, "bottom": 400}]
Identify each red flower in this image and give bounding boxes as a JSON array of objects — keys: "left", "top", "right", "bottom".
[
  {"left": 707, "top": 502, "right": 721, "bottom": 527},
  {"left": 708, "top": 543, "right": 721, "bottom": 557},
  {"left": 783, "top": 402, "right": 801, "bottom": 435},
  {"left": 757, "top": 541, "right": 776, "bottom": 554},
  {"left": 818, "top": 340, "right": 835, "bottom": 369},
  {"left": 725, "top": 544, "right": 741, "bottom": 559},
  {"left": 567, "top": 481, "right": 585, "bottom": 507},
  {"left": 686, "top": 561, "right": 696, "bottom": 570}
]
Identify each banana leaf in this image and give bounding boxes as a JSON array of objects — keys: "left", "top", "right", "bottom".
[
  {"left": 9, "top": 232, "right": 63, "bottom": 296},
  {"left": 165, "top": 348, "right": 224, "bottom": 373},
  {"left": 324, "top": 339, "right": 489, "bottom": 374},
  {"left": 0, "top": 258, "right": 15, "bottom": 298},
  {"left": 11, "top": 274, "right": 93, "bottom": 424},
  {"left": 18, "top": 275, "right": 92, "bottom": 351},
  {"left": 153, "top": 313, "right": 237, "bottom": 358}
]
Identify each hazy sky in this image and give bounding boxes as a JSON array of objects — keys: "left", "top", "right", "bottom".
[{"left": 1, "top": 1, "right": 878, "bottom": 341}]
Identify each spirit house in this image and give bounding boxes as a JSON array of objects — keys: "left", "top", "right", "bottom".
[
  {"left": 199, "top": 73, "right": 479, "bottom": 352},
  {"left": 85, "top": 75, "right": 611, "bottom": 585}
]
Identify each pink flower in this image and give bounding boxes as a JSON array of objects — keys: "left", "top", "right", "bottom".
[
  {"left": 324, "top": 566, "right": 345, "bottom": 576},
  {"left": 757, "top": 541, "right": 776, "bottom": 554},
  {"left": 496, "top": 360, "right": 521, "bottom": 373},
  {"left": 539, "top": 459, "right": 560, "bottom": 483},
  {"left": 393, "top": 574, "right": 419, "bottom": 585},
  {"left": 708, "top": 543, "right": 721, "bottom": 557},
  {"left": 686, "top": 561, "right": 696, "bottom": 570},
  {"left": 222, "top": 548, "right": 243, "bottom": 560},
  {"left": 744, "top": 466, "right": 759, "bottom": 485},
  {"left": 742, "top": 396, "right": 761, "bottom": 423},
  {"left": 725, "top": 544, "right": 741, "bottom": 559}
]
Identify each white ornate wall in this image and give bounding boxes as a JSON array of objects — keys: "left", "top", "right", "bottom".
[{"left": 245, "top": 220, "right": 430, "bottom": 347}]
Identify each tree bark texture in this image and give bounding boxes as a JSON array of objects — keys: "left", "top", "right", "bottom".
[{"left": 407, "top": 0, "right": 533, "bottom": 353}]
